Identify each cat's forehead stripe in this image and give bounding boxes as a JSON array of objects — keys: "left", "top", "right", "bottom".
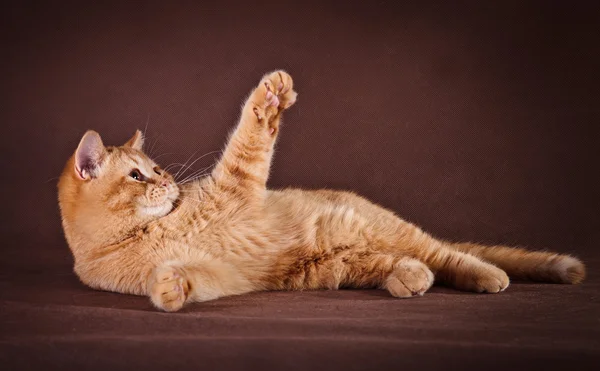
[
  {"left": 130, "top": 154, "right": 144, "bottom": 168},
  {"left": 116, "top": 149, "right": 146, "bottom": 169}
]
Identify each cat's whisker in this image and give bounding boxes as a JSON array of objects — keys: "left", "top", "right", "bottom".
[
  {"left": 175, "top": 151, "right": 221, "bottom": 180},
  {"left": 142, "top": 113, "right": 152, "bottom": 154},
  {"left": 178, "top": 167, "right": 208, "bottom": 183},
  {"left": 143, "top": 112, "right": 150, "bottom": 138},
  {"left": 152, "top": 152, "right": 177, "bottom": 161},
  {"left": 147, "top": 134, "right": 163, "bottom": 158},
  {"left": 180, "top": 174, "right": 210, "bottom": 185},
  {"left": 163, "top": 163, "right": 180, "bottom": 172},
  {"left": 173, "top": 151, "right": 199, "bottom": 180},
  {"left": 164, "top": 162, "right": 188, "bottom": 172},
  {"left": 174, "top": 150, "right": 221, "bottom": 182},
  {"left": 178, "top": 165, "right": 213, "bottom": 184},
  {"left": 147, "top": 138, "right": 157, "bottom": 157},
  {"left": 180, "top": 174, "right": 211, "bottom": 185}
]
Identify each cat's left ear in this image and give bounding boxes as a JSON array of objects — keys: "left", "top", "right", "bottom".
[
  {"left": 75, "top": 130, "right": 106, "bottom": 180},
  {"left": 124, "top": 130, "right": 144, "bottom": 150}
]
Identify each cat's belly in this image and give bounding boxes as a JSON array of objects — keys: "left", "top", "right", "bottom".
[{"left": 257, "top": 188, "right": 417, "bottom": 291}]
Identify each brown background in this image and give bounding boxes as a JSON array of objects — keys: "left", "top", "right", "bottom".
[{"left": 1, "top": 1, "right": 599, "bottom": 370}]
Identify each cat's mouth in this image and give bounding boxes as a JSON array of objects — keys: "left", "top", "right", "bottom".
[
  {"left": 139, "top": 187, "right": 180, "bottom": 218},
  {"left": 140, "top": 202, "right": 174, "bottom": 217}
]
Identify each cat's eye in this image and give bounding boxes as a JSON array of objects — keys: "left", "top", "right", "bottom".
[{"left": 129, "top": 169, "right": 143, "bottom": 181}]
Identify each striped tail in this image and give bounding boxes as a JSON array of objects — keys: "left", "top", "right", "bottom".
[{"left": 452, "top": 242, "right": 586, "bottom": 284}]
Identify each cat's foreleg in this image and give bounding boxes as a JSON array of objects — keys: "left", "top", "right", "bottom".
[
  {"left": 148, "top": 260, "right": 255, "bottom": 312},
  {"left": 211, "top": 71, "right": 297, "bottom": 197}
]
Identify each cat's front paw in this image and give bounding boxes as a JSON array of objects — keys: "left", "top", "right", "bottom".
[
  {"left": 149, "top": 265, "right": 189, "bottom": 312},
  {"left": 251, "top": 70, "right": 297, "bottom": 131}
]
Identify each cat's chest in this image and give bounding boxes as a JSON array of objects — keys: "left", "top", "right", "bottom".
[
  {"left": 156, "top": 206, "right": 309, "bottom": 259},
  {"left": 159, "top": 217, "right": 274, "bottom": 254}
]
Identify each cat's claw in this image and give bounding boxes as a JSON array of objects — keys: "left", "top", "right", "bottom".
[
  {"left": 264, "top": 83, "right": 280, "bottom": 107},
  {"left": 252, "top": 70, "right": 297, "bottom": 124}
]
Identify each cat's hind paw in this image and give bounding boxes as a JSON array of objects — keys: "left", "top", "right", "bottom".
[
  {"left": 385, "top": 259, "right": 434, "bottom": 298},
  {"left": 457, "top": 264, "right": 509, "bottom": 294},
  {"left": 149, "top": 265, "right": 189, "bottom": 312}
]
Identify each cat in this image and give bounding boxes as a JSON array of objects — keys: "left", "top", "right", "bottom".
[{"left": 58, "top": 70, "right": 586, "bottom": 312}]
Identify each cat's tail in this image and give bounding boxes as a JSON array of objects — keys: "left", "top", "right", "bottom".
[{"left": 451, "top": 242, "right": 586, "bottom": 284}]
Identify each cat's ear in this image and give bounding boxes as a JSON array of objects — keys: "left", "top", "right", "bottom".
[
  {"left": 74, "top": 130, "right": 106, "bottom": 180},
  {"left": 124, "top": 130, "right": 144, "bottom": 150}
]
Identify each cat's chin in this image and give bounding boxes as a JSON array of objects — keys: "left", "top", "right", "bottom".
[{"left": 139, "top": 202, "right": 173, "bottom": 218}]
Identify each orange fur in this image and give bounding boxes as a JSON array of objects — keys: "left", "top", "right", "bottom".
[{"left": 57, "top": 71, "right": 586, "bottom": 312}]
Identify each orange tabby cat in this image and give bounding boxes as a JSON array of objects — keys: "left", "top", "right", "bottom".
[{"left": 58, "top": 71, "right": 585, "bottom": 312}]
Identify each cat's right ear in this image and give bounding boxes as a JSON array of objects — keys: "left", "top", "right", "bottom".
[{"left": 74, "top": 130, "right": 106, "bottom": 180}]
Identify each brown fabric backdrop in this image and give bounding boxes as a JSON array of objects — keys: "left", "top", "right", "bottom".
[{"left": 1, "top": 1, "right": 599, "bottom": 370}]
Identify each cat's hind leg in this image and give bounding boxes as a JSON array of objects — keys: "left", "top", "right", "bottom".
[
  {"left": 270, "top": 245, "right": 434, "bottom": 298},
  {"left": 396, "top": 227, "right": 511, "bottom": 293},
  {"left": 338, "top": 253, "right": 434, "bottom": 298},
  {"left": 427, "top": 248, "right": 510, "bottom": 293},
  {"left": 267, "top": 189, "right": 509, "bottom": 295}
]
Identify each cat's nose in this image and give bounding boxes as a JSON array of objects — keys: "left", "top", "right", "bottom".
[{"left": 161, "top": 181, "right": 169, "bottom": 187}]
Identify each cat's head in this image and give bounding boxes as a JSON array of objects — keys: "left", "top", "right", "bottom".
[{"left": 58, "top": 130, "right": 179, "bottom": 249}]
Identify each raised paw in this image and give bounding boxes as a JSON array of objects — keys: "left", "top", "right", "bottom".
[
  {"left": 251, "top": 70, "right": 297, "bottom": 128},
  {"left": 385, "top": 259, "right": 434, "bottom": 298},
  {"left": 149, "top": 265, "right": 190, "bottom": 312}
]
